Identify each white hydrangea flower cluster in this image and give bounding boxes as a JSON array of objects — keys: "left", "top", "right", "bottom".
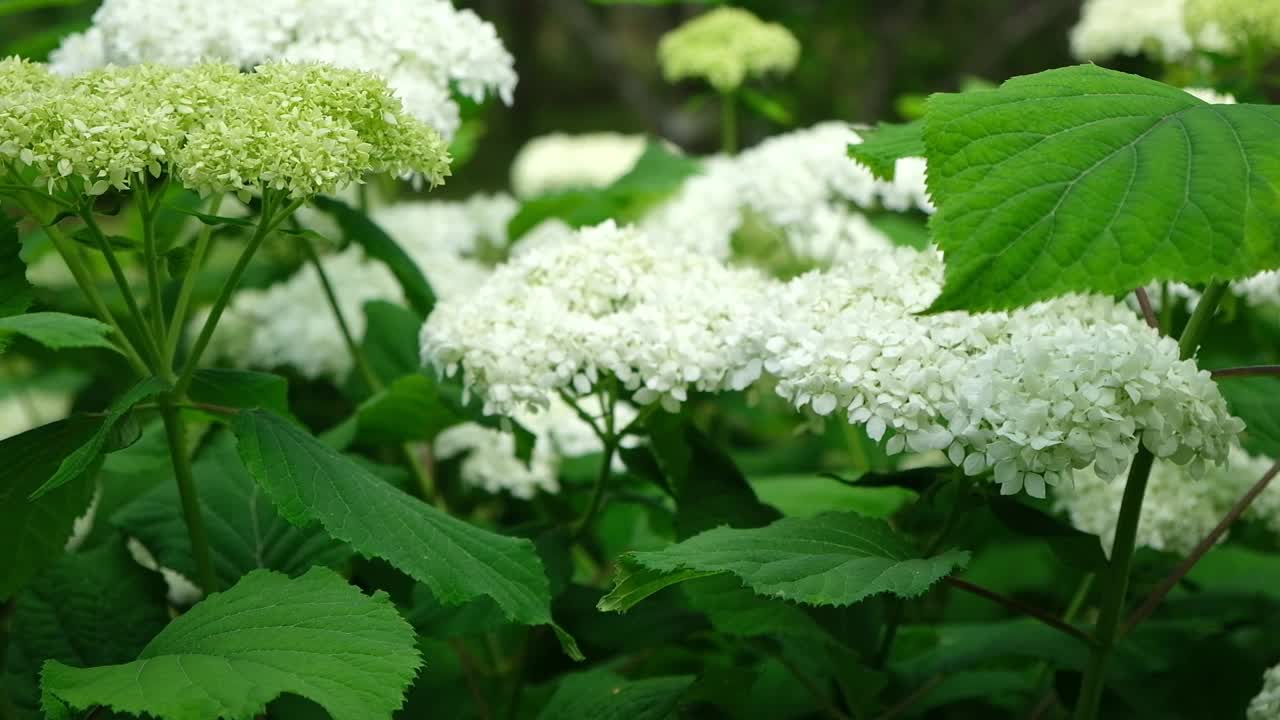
[
  {"left": 643, "top": 122, "right": 932, "bottom": 262},
  {"left": 1056, "top": 446, "right": 1275, "bottom": 555},
  {"left": 200, "top": 195, "right": 518, "bottom": 381},
  {"left": 436, "top": 395, "right": 637, "bottom": 498},
  {"left": 761, "top": 245, "right": 1244, "bottom": 498},
  {"left": 420, "top": 221, "right": 771, "bottom": 415},
  {"left": 200, "top": 247, "right": 404, "bottom": 381},
  {"left": 510, "top": 133, "right": 649, "bottom": 199},
  {"left": 1252, "top": 663, "right": 1280, "bottom": 720},
  {"left": 1070, "top": 0, "right": 1196, "bottom": 61},
  {"left": 49, "top": 0, "right": 516, "bottom": 139}
]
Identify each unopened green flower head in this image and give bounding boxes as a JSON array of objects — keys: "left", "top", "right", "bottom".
[
  {"left": 0, "top": 59, "right": 450, "bottom": 198},
  {"left": 657, "top": 7, "right": 800, "bottom": 93},
  {"left": 1186, "top": 0, "right": 1280, "bottom": 53}
]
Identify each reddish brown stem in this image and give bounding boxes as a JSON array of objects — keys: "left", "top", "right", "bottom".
[
  {"left": 1211, "top": 365, "right": 1280, "bottom": 380},
  {"left": 1121, "top": 460, "right": 1280, "bottom": 635},
  {"left": 945, "top": 578, "right": 1094, "bottom": 646},
  {"left": 1134, "top": 288, "right": 1159, "bottom": 330}
]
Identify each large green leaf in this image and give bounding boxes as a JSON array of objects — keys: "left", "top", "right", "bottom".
[
  {"left": 30, "top": 377, "right": 166, "bottom": 499},
  {"left": 40, "top": 567, "right": 420, "bottom": 720},
  {"left": 312, "top": 197, "right": 436, "bottom": 317},
  {"left": 0, "top": 212, "right": 31, "bottom": 317},
  {"left": 536, "top": 670, "right": 694, "bottom": 720},
  {"left": 603, "top": 512, "right": 969, "bottom": 610},
  {"left": 187, "top": 368, "right": 290, "bottom": 417},
  {"left": 0, "top": 313, "right": 118, "bottom": 353},
  {"left": 749, "top": 474, "right": 918, "bottom": 519},
  {"left": 643, "top": 412, "right": 780, "bottom": 538},
  {"left": 231, "top": 410, "right": 558, "bottom": 633},
  {"left": 923, "top": 64, "right": 1280, "bottom": 312},
  {"left": 3, "top": 537, "right": 169, "bottom": 719},
  {"left": 847, "top": 120, "right": 925, "bottom": 180},
  {"left": 113, "top": 431, "right": 350, "bottom": 588},
  {"left": 353, "top": 373, "right": 461, "bottom": 445},
  {"left": 0, "top": 418, "right": 98, "bottom": 599}
]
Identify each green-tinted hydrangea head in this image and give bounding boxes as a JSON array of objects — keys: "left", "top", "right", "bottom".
[
  {"left": 0, "top": 58, "right": 450, "bottom": 199},
  {"left": 1186, "top": 0, "right": 1280, "bottom": 54},
  {"left": 658, "top": 7, "right": 800, "bottom": 93}
]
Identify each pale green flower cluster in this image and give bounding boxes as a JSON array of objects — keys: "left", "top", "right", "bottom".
[
  {"left": 657, "top": 7, "right": 800, "bottom": 93},
  {"left": 1186, "top": 0, "right": 1280, "bottom": 52},
  {"left": 0, "top": 59, "right": 450, "bottom": 198}
]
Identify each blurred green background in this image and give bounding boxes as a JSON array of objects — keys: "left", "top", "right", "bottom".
[{"left": 2, "top": 0, "right": 1126, "bottom": 196}]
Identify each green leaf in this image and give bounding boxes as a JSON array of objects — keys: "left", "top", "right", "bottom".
[
  {"left": 644, "top": 412, "right": 780, "bottom": 538},
  {"left": 923, "top": 64, "right": 1280, "bottom": 312},
  {"left": 740, "top": 87, "right": 794, "bottom": 125},
  {"left": 536, "top": 670, "right": 694, "bottom": 720},
  {"left": 615, "top": 512, "right": 969, "bottom": 609},
  {"left": 681, "top": 574, "right": 831, "bottom": 644},
  {"left": 0, "top": 313, "right": 119, "bottom": 353},
  {"left": 188, "top": 368, "right": 290, "bottom": 417},
  {"left": 231, "top": 409, "right": 557, "bottom": 630},
  {"left": 0, "top": 419, "right": 98, "bottom": 599},
  {"left": 597, "top": 565, "right": 719, "bottom": 613},
  {"left": 0, "top": 213, "right": 32, "bottom": 317},
  {"left": 0, "top": 0, "right": 80, "bottom": 17},
  {"left": 847, "top": 120, "right": 925, "bottom": 180},
  {"left": 509, "top": 141, "right": 700, "bottom": 239},
  {"left": 354, "top": 373, "right": 457, "bottom": 444},
  {"left": 354, "top": 300, "right": 422, "bottom": 389},
  {"left": 312, "top": 196, "right": 436, "bottom": 317},
  {"left": 166, "top": 205, "right": 255, "bottom": 228},
  {"left": 749, "top": 474, "right": 918, "bottom": 519},
  {"left": 1216, "top": 377, "right": 1280, "bottom": 457},
  {"left": 988, "top": 497, "right": 1106, "bottom": 570},
  {"left": 40, "top": 567, "right": 421, "bottom": 720},
  {"left": 113, "top": 431, "right": 350, "bottom": 588},
  {"left": 30, "top": 377, "right": 166, "bottom": 499},
  {"left": 4, "top": 537, "right": 169, "bottom": 718},
  {"left": 69, "top": 227, "right": 138, "bottom": 251}
]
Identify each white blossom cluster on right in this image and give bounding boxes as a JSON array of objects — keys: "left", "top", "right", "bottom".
[{"left": 422, "top": 214, "right": 1246, "bottom": 499}]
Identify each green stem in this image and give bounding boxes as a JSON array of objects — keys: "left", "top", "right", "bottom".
[
  {"left": 572, "top": 388, "right": 618, "bottom": 539},
  {"left": 175, "top": 195, "right": 302, "bottom": 396},
  {"left": 1177, "top": 282, "right": 1227, "bottom": 360},
  {"left": 165, "top": 194, "right": 224, "bottom": 365},
  {"left": 159, "top": 397, "right": 218, "bottom": 593},
  {"left": 136, "top": 179, "right": 166, "bottom": 340},
  {"left": 77, "top": 207, "right": 166, "bottom": 374},
  {"left": 1073, "top": 280, "right": 1227, "bottom": 720},
  {"left": 43, "top": 225, "right": 150, "bottom": 376},
  {"left": 1159, "top": 282, "right": 1174, "bottom": 335},
  {"left": 720, "top": 91, "right": 739, "bottom": 155},
  {"left": 297, "top": 231, "right": 382, "bottom": 392}
]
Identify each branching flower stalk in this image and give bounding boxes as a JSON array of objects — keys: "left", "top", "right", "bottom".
[
  {"left": 1073, "top": 280, "right": 1229, "bottom": 720},
  {"left": 1, "top": 58, "right": 450, "bottom": 600}
]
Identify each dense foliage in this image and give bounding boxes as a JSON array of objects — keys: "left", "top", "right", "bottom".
[{"left": 2, "top": 1, "right": 1279, "bottom": 720}]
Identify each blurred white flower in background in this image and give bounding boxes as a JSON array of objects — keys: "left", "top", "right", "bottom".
[
  {"left": 0, "top": 386, "right": 71, "bottom": 440},
  {"left": 436, "top": 395, "right": 637, "bottom": 498},
  {"left": 1252, "top": 663, "right": 1280, "bottom": 720},
  {"left": 510, "top": 133, "right": 649, "bottom": 199},
  {"left": 643, "top": 122, "right": 933, "bottom": 262},
  {"left": 1056, "top": 446, "right": 1276, "bottom": 555},
  {"left": 1070, "top": 0, "right": 1196, "bottom": 61},
  {"left": 49, "top": 0, "right": 516, "bottom": 139}
]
